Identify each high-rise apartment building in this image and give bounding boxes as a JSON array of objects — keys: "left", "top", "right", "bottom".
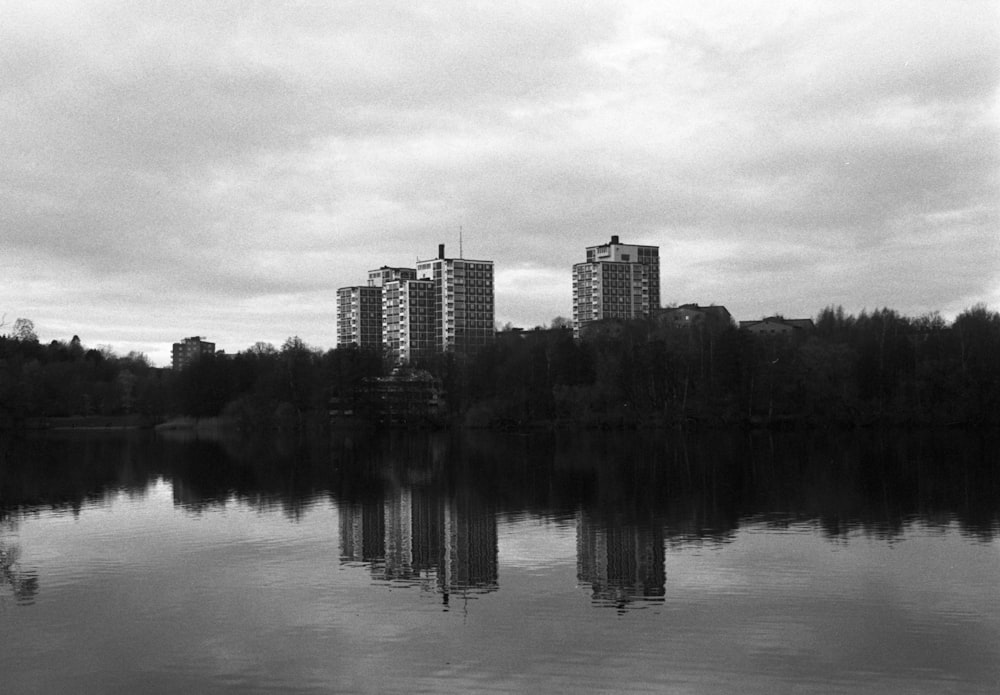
[
  {"left": 338, "top": 248, "right": 494, "bottom": 364},
  {"left": 171, "top": 336, "right": 215, "bottom": 370},
  {"left": 336, "top": 285, "right": 383, "bottom": 349},
  {"left": 416, "top": 244, "right": 495, "bottom": 356},
  {"left": 382, "top": 276, "right": 435, "bottom": 363},
  {"left": 572, "top": 235, "right": 660, "bottom": 336},
  {"left": 337, "top": 267, "right": 419, "bottom": 351}
]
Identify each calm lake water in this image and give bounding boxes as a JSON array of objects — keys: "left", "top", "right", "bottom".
[{"left": 1, "top": 428, "right": 998, "bottom": 694}]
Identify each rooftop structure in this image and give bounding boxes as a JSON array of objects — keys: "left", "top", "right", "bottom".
[{"left": 368, "top": 266, "right": 417, "bottom": 287}]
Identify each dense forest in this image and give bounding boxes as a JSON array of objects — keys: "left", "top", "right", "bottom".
[{"left": 1, "top": 305, "right": 999, "bottom": 430}]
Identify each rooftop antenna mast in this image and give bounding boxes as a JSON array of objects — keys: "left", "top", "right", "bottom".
[{"left": 459, "top": 225, "right": 464, "bottom": 259}]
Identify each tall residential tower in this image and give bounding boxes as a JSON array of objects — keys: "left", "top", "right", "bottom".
[
  {"left": 337, "top": 267, "right": 416, "bottom": 351},
  {"left": 416, "top": 244, "right": 495, "bottom": 357},
  {"left": 336, "top": 285, "right": 383, "bottom": 349},
  {"left": 337, "top": 248, "right": 495, "bottom": 363},
  {"left": 572, "top": 236, "right": 660, "bottom": 336}
]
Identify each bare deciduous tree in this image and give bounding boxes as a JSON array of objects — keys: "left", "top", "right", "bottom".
[{"left": 12, "top": 318, "right": 37, "bottom": 342}]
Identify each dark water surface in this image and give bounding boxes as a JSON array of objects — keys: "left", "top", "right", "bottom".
[{"left": 1, "top": 428, "right": 998, "bottom": 694}]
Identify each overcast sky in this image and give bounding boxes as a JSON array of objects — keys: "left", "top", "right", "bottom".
[{"left": 3, "top": 1, "right": 998, "bottom": 366}]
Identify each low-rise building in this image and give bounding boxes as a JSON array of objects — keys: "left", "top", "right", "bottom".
[
  {"left": 330, "top": 367, "right": 445, "bottom": 427},
  {"left": 653, "top": 304, "right": 734, "bottom": 334},
  {"left": 739, "top": 316, "right": 815, "bottom": 338}
]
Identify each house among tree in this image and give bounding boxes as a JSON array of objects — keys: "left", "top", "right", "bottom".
[
  {"left": 330, "top": 367, "right": 445, "bottom": 428},
  {"left": 739, "top": 316, "right": 815, "bottom": 338},
  {"left": 653, "top": 304, "right": 734, "bottom": 334}
]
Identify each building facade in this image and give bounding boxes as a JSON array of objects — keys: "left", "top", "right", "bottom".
[
  {"left": 337, "top": 246, "right": 495, "bottom": 364},
  {"left": 572, "top": 236, "right": 660, "bottom": 336},
  {"left": 171, "top": 336, "right": 215, "bottom": 370},
  {"left": 416, "top": 244, "right": 495, "bottom": 357},
  {"left": 382, "top": 278, "right": 436, "bottom": 364},
  {"left": 739, "top": 316, "right": 815, "bottom": 338},
  {"left": 336, "top": 285, "right": 383, "bottom": 349},
  {"left": 337, "top": 267, "right": 421, "bottom": 351},
  {"left": 653, "top": 304, "right": 734, "bottom": 334}
]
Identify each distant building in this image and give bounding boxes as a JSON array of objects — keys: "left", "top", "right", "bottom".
[
  {"left": 382, "top": 277, "right": 436, "bottom": 363},
  {"left": 330, "top": 367, "right": 445, "bottom": 427},
  {"left": 337, "top": 267, "right": 419, "bottom": 350},
  {"left": 363, "top": 368, "right": 445, "bottom": 426},
  {"left": 415, "top": 244, "right": 495, "bottom": 358},
  {"left": 338, "top": 245, "right": 494, "bottom": 364},
  {"left": 739, "top": 316, "right": 815, "bottom": 338},
  {"left": 653, "top": 304, "right": 734, "bottom": 334},
  {"left": 573, "top": 235, "right": 660, "bottom": 337},
  {"left": 171, "top": 336, "right": 215, "bottom": 370},
  {"left": 495, "top": 325, "right": 573, "bottom": 346},
  {"left": 336, "top": 285, "right": 383, "bottom": 349},
  {"left": 576, "top": 318, "right": 633, "bottom": 342}
]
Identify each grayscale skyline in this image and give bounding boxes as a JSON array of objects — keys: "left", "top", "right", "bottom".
[{"left": 3, "top": 1, "right": 998, "bottom": 365}]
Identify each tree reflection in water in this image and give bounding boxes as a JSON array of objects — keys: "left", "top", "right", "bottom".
[{"left": 1, "top": 427, "right": 998, "bottom": 612}]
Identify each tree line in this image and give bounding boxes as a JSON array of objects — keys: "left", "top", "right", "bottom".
[
  {"left": 0, "top": 319, "right": 166, "bottom": 425},
  {"left": 2, "top": 304, "right": 998, "bottom": 430},
  {"left": 0, "top": 324, "right": 379, "bottom": 430},
  {"left": 459, "top": 305, "right": 1000, "bottom": 428}
]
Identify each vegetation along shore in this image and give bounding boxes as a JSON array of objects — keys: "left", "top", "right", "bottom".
[{"left": 2, "top": 305, "right": 998, "bottom": 432}]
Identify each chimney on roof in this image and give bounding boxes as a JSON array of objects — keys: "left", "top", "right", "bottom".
[
  {"left": 438, "top": 243, "right": 445, "bottom": 259},
  {"left": 610, "top": 235, "right": 619, "bottom": 244}
]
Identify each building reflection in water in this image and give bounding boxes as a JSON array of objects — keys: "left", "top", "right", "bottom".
[
  {"left": 576, "top": 511, "right": 665, "bottom": 610},
  {"left": 0, "top": 533, "right": 39, "bottom": 606},
  {"left": 339, "top": 486, "right": 498, "bottom": 604}
]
